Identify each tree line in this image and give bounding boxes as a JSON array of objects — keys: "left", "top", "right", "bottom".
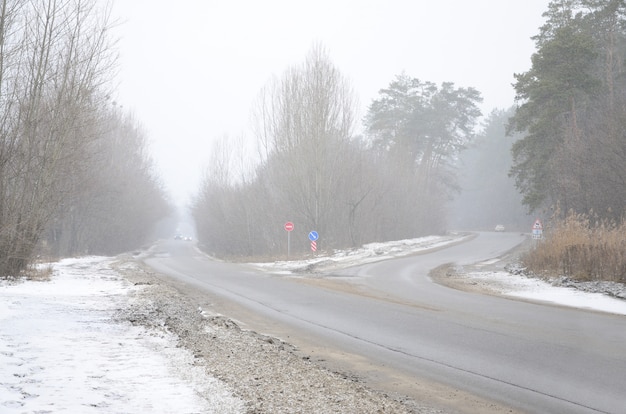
[
  {"left": 0, "top": 0, "right": 170, "bottom": 277},
  {"left": 192, "top": 45, "right": 482, "bottom": 258}
]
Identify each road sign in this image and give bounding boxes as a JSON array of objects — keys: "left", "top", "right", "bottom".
[
  {"left": 308, "top": 231, "right": 318, "bottom": 241},
  {"left": 284, "top": 222, "right": 294, "bottom": 232},
  {"left": 311, "top": 240, "right": 317, "bottom": 252},
  {"left": 532, "top": 218, "right": 543, "bottom": 240}
]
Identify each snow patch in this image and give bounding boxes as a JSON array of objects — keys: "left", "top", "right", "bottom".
[
  {"left": 251, "top": 233, "right": 468, "bottom": 273},
  {"left": 0, "top": 256, "right": 243, "bottom": 414},
  {"left": 466, "top": 271, "right": 626, "bottom": 315}
]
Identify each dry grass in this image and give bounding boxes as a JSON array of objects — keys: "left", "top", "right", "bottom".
[
  {"left": 522, "top": 210, "right": 626, "bottom": 282},
  {"left": 21, "top": 263, "right": 54, "bottom": 281}
]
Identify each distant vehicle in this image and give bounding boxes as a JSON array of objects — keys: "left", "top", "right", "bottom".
[
  {"left": 174, "top": 234, "right": 183, "bottom": 240},
  {"left": 184, "top": 236, "right": 192, "bottom": 241},
  {"left": 494, "top": 225, "right": 505, "bottom": 232}
]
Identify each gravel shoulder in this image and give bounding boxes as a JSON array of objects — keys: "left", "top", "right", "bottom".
[{"left": 112, "top": 257, "right": 437, "bottom": 414}]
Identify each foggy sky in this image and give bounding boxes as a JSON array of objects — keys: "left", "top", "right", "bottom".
[{"left": 111, "top": 0, "right": 549, "bottom": 204}]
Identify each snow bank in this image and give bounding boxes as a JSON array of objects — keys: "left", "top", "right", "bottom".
[
  {"left": 251, "top": 234, "right": 469, "bottom": 273},
  {"left": 466, "top": 270, "right": 626, "bottom": 315}
]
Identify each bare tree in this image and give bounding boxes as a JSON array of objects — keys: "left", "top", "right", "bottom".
[
  {"left": 0, "top": 0, "right": 117, "bottom": 275},
  {"left": 253, "top": 44, "right": 359, "bottom": 245},
  {"left": 196, "top": 44, "right": 470, "bottom": 258}
]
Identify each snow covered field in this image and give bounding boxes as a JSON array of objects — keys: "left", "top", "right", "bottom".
[{"left": 1, "top": 235, "right": 625, "bottom": 413}]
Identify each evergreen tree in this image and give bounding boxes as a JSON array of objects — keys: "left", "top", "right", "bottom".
[
  {"left": 508, "top": 0, "right": 626, "bottom": 218},
  {"left": 364, "top": 74, "right": 482, "bottom": 230}
]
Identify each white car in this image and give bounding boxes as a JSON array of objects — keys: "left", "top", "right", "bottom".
[{"left": 494, "top": 224, "right": 505, "bottom": 232}]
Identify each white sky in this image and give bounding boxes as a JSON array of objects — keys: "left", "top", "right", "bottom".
[{"left": 110, "top": 0, "right": 550, "bottom": 204}]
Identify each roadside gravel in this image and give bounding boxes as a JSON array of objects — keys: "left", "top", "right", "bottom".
[{"left": 111, "top": 257, "right": 443, "bottom": 414}]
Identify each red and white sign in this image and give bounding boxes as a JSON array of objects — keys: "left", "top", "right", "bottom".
[
  {"left": 311, "top": 240, "right": 317, "bottom": 252},
  {"left": 532, "top": 219, "right": 543, "bottom": 240},
  {"left": 284, "top": 222, "right": 294, "bottom": 232}
]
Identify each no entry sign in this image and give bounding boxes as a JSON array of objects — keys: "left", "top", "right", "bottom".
[{"left": 284, "top": 222, "right": 294, "bottom": 258}]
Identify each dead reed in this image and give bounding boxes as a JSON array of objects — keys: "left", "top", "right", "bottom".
[{"left": 522, "top": 210, "right": 626, "bottom": 282}]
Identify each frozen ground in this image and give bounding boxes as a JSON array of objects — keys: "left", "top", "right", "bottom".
[
  {"left": 1, "top": 234, "right": 625, "bottom": 413},
  {"left": 0, "top": 257, "right": 244, "bottom": 414},
  {"left": 456, "top": 262, "right": 626, "bottom": 315}
]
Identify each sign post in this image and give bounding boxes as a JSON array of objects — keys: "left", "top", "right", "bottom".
[
  {"left": 308, "top": 231, "right": 319, "bottom": 252},
  {"left": 284, "top": 222, "right": 294, "bottom": 258}
]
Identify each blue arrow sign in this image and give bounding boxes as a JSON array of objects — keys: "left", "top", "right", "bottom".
[{"left": 308, "top": 231, "right": 319, "bottom": 241}]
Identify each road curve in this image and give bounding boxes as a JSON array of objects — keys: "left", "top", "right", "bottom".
[{"left": 144, "top": 232, "right": 626, "bottom": 414}]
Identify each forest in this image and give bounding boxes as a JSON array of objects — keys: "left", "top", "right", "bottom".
[{"left": 0, "top": 0, "right": 170, "bottom": 277}]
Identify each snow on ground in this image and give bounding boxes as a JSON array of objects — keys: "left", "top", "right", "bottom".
[
  {"left": 0, "top": 256, "right": 243, "bottom": 414},
  {"left": 465, "top": 269, "right": 626, "bottom": 315},
  {"left": 1, "top": 235, "right": 625, "bottom": 413},
  {"left": 250, "top": 234, "right": 470, "bottom": 274},
  {"left": 252, "top": 233, "right": 626, "bottom": 316}
]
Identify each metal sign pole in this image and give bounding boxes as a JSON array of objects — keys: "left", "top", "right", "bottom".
[
  {"left": 309, "top": 231, "right": 319, "bottom": 253},
  {"left": 284, "top": 222, "right": 294, "bottom": 259}
]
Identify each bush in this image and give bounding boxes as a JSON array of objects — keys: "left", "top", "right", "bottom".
[{"left": 522, "top": 210, "right": 626, "bottom": 282}]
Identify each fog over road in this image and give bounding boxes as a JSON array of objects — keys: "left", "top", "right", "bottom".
[{"left": 145, "top": 233, "right": 626, "bottom": 414}]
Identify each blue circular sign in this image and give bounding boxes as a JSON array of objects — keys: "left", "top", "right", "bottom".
[{"left": 308, "top": 231, "right": 319, "bottom": 241}]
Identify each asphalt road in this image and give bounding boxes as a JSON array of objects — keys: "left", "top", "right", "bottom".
[{"left": 144, "top": 233, "right": 626, "bottom": 414}]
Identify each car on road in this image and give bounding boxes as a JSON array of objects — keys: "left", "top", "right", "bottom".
[{"left": 494, "top": 224, "right": 505, "bottom": 232}]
